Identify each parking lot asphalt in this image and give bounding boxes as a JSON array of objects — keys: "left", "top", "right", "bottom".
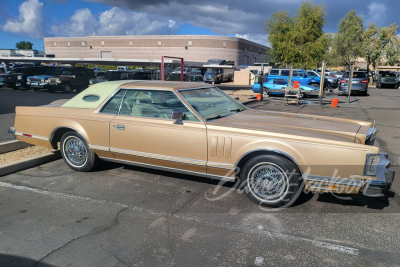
[{"left": 0, "top": 85, "right": 400, "bottom": 266}]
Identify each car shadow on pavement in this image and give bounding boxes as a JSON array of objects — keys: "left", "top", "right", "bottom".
[
  {"left": 95, "top": 160, "right": 237, "bottom": 187},
  {"left": 315, "top": 190, "right": 397, "bottom": 210},
  {"left": 0, "top": 254, "right": 56, "bottom": 267}
]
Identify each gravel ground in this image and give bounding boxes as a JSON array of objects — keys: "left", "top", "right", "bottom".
[{"left": 0, "top": 146, "right": 53, "bottom": 166}]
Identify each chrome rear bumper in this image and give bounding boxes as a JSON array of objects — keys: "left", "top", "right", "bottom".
[{"left": 8, "top": 127, "right": 16, "bottom": 140}]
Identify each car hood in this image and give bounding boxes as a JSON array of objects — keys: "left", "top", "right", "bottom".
[{"left": 206, "top": 109, "right": 372, "bottom": 144}]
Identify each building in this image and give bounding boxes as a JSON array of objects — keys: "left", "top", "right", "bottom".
[
  {"left": 44, "top": 35, "right": 269, "bottom": 66},
  {"left": 0, "top": 49, "right": 45, "bottom": 58}
]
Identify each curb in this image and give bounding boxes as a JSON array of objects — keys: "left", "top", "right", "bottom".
[
  {"left": 0, "top": 151, "right": 61, "bottom": 177},
  {"left": 0, "top": 140, "right": 33, "bottom": 154}
]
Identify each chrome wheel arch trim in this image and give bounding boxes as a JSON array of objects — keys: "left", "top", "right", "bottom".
[
  {"left": 234, "top": 149, "right": 304, "bottom": 175},
  {"left": 49, "top": 126, "right": 87, "bottom": 144}
]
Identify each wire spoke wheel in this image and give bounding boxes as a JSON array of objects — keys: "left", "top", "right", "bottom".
[
  {"left": 248, "top": 163, "right": 289, "bottom": 202},
  {"left": 64, "top": 137, "right": 87, "bottom": 166}
]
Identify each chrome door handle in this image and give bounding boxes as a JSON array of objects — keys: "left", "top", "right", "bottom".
[{"left": 116, "top": 125, "right": 125, "bottom": 130}]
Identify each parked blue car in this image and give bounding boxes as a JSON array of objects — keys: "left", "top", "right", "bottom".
[
  {"left": 266, "top": 68, "right": 321, "bottom": 86},
  {"left": 252, "top": 78, "right": 321, "bottom": 98}
]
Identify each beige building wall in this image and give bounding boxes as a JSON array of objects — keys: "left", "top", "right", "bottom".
[{"left": 44, "top": 35, "right": 269, "bottom": 66}]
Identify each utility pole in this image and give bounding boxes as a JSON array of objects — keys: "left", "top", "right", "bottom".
[
  {"left": 347, "top": 63, "right": 354, "bottom": 103},
  {"left": 318, "top": 62, "right": 325, "bottom": 105},
  {"left": 288, "top": 64, "right": 292, "bottom": 87}
]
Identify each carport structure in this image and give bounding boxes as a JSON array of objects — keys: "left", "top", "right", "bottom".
[{"left": 0, "top": 56, "right": 235, "bottom": 84}]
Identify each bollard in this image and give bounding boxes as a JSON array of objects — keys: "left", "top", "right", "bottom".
[{"left": 331, "top": 99, "right": 339, "bottom": 108}]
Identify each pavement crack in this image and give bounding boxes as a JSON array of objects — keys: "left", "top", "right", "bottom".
[
  {"left": 171, "top": 187, "right": 207, "bottom": 216},
  {"left": 101, "top": 245, "right": 129, "bottom": 267},
  {"left": 33, "top": 207, "right": 128, "bottom": 267}
]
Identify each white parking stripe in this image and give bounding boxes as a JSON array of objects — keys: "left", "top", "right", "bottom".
[{"left": 0, "top": 181, "right": 359, "bottom": 256}]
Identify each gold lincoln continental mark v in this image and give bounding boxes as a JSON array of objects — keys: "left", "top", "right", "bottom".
[{"left": 9, "top": 80, "right": 395, "bottom": 208}]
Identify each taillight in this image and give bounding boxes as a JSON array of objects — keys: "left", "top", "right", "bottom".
[
  {"left": 361, "top": 80, "right": 368, "bottom": 83},
  {"left": 334, "top": 75, "right": 337, "bottom": 77},
  {"left": 23, "top": 133, "right": 32, "bottom": 138},
  {"left": 340, "top": 79, "right": 347, "bottom": 83}
]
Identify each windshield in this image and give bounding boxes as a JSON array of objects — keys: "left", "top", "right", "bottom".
[
  {"left": 43, "top": 69, "right": 61, "bottom": 76},
  {"left": 61, "top": 70, "right": 74, "bottom": 75},
  {"left": 179, "top": 88, "right": 246, "bottom": 121}
]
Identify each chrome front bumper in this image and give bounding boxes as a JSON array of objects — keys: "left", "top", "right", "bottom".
[{"left": 363, "top": 153, "right": 395, "bottom": 196}]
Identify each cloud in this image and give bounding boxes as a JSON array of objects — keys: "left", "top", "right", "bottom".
[
  {"left": 1, "top": 0, "right": 46, "bottom": 39},
  {"left": 235, "top": 34, "right": 269, "bottom": 46},
  {"left": 366, "top": 3, "right": 387, "bottom": 25},
  {"left": 51, "top": 7, "right": 180, "bottom": 37},
  {"left": 85, "top": 0, "right": 400, "bottom": 38}
]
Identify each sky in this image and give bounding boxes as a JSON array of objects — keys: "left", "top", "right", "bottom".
[{"left": 0, "top": 0, "right": 398, "bottom": 51}]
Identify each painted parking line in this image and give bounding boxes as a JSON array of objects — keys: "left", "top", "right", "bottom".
[{"left": 0, "top": 181, "right": 359, "bottom": 256}]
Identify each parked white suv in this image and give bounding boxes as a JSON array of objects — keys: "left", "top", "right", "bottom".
[{"left": 117, "top": 66, "right": 132, "bottom": 71}]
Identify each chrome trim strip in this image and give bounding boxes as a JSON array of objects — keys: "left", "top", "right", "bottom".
[
  {"left": 207, "top": 161, "right": 235, "bottom": 170},
  {"left": 99, "top": 157, "right": 236, "bottom": 182},
  {"left": 234, "top": 149, "right": 304, "bottom": 175},
  {"left": 110, "top": 147, "right": 207, "bottom": 166},
  {"left": 89, "top": 145, "right": 110, "bottom": 152},
  {"left": 15, "top": 131, "right": 49, "bottom": 141},
  {"left": 303, "top": 175, "right": 362, "bottom": 187}
]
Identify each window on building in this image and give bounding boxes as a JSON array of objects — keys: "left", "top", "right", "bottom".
[
  {"left": 67, "top": 42, "right": 70, "bottom": 47},
  {"left": 27, "top": 53, "right": 32, "bottom": 57},
  {"left": 188, "top": 41, "right": 192, "bottom": 46},
  {"left": 129, "top": 41, "right": 132, "bottom": 46},
  {"left": 223, "top": 42, "right": 226, "bottom": 47},
  {"left": 54, "top": 42, "right": 57, "bottom": 47},
  {"left": 101, "top": 41, "right": 104, "bottom": 46},
  {"left": 82, "top": 42, "right": 85, "bottom": 47},
  {"left": 158, "top": 41, "right": 162, "bottom": 46}
]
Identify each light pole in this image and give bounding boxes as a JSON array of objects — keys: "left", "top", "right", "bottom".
[
  {"left": 318, "top": 62, "right": 326, "bottom": 105},
  {"left": 347, "top": 63, "right": 354, "bottom": 103}
]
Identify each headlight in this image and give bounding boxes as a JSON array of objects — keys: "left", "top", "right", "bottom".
[
  {"left": 45, "top": 79, "right": 49, "bottom": 83},
  {"left": 17, "top": 75, "right": 23, "bottom": 80},
  {"left": 57, "top": 79, "right": 62, "bottom": 84},
  {"left": 364, "top": 154, "right": 381, "bottom": 176},
  {"left": 27, "top": 78, "right": 31, "bottom": 82},
  {"left": 41, "top": 79, "right": 45, "bottom": 83}
]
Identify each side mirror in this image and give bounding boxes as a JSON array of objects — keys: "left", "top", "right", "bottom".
[{"left": 171, "top": 111, "right": 183, "bottom": 125}]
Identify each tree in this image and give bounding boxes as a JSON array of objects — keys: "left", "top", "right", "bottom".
[
  {"left": 332, "top": 10, "right": 364, "bottom": 65},
  {"left": 264, "top": 2, "right": 329, "bottom": 69},
  {"left": 15, "top": 41, "right": 33, "bottom": 50},
  {"left": 362, "top": 23, "right": 399, "bottom": 69}
]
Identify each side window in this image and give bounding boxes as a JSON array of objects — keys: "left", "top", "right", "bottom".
[
  {"left": 100, "top": 90, "right": 126, "bottom": 114},
  {"left": 269, "top": 69, "right": 279, "bottom": 75},
  {"left": 292, "top": 70, "right": 303, "bottom": 77},
  {"left": 281, "top": 70, "right": 289, "bottom": 76},
  {"left": 273, "top": 79, "right": 287, "bottom": 85},
  {"left": 119, "top": 90, "right": 198, "bottom": 121}
]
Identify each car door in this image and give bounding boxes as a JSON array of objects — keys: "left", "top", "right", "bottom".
[{"left": 108, "top": 89, "right": 208, "bottom": 174}]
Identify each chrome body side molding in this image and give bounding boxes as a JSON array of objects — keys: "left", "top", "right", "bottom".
[
  {"left": 99, "top": 157, "right": 236, "bottom": 182},
  {"left": 303, "top": 175, "right": 362, "bottom": 187},
  {"left": 109, "top": 147, "right": 207, "bottom": 166}
]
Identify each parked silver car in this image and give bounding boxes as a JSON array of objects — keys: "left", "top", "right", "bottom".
[{"left": 339, "top": 71, "right": 369, "bottom": 95}]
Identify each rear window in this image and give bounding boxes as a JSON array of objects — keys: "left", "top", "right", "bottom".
[
  {"left": 342, "top": 72, "right": 366, "bottom": 79},
  {"left": 381, "top": 72, "right": 397, "bottom": 78},
  {"left": 269, "top": 69, "right": 279, "bottom": 75}
]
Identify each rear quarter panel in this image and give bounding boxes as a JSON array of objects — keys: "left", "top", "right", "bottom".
[{"left": 14, "top": 106, "right": 114, "bottom": 149}]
